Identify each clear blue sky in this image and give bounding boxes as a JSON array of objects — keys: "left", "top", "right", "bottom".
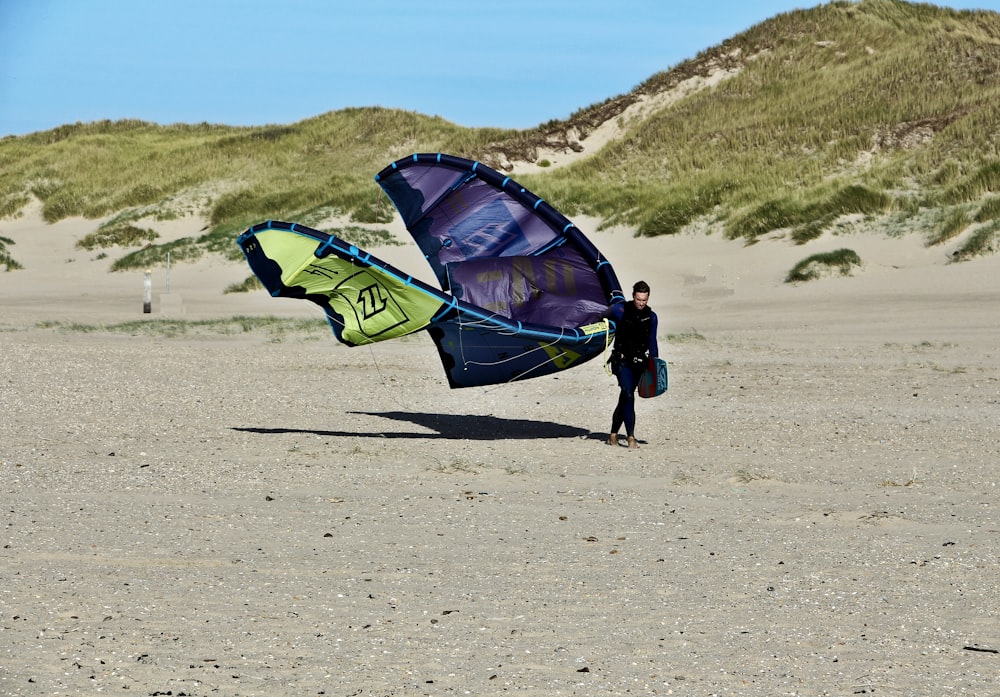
[{"left": 2, "top": 0, "right": 997, "bottom": 137}]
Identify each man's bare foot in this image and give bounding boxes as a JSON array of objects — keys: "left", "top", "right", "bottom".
[
  {"left": 607, "top": 433, "right": 619, "bottom": 446},
  {"left": 627, "top": 436, "right": 639, "bottom": 450}
]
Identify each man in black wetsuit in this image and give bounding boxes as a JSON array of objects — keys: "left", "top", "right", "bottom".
[{"left": 607, "top": 280, "right": 659, "bottom": 449}]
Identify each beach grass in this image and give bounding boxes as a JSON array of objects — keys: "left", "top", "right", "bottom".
[
  {"left": 527, "top": 2, "right": 1000, "bottom": 245},
  {"left": 224, "top": 275, "right": 264, "bottom": 294},
  {"left": 950, "top": 219, "right": 1000, "bottom": 261},
  {"left": 0, "top": 235, "right": 22, "bottom": 271},
  {"left": 1, "top": 0, "right": 998, "bottom": 272},
  {"left": 785, "top": 248, "right": 862, "bottom": 283},
  {"left": 34, "top": 316, "right": 331, "bottom": 337}
]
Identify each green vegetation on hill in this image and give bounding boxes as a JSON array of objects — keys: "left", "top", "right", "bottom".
[
  {"left": 0, "top": 235, "right": 22, "bottom": 271},
  {"left": 0, "top": 110, "right": 512, "bottom": 222},
  {"left": 533, "top": 0, "right": 1000, "bottom": 242},
  {"left": 1, "top": 0, "right": 998, "bottom": 274},
  {"left": 785, "top": 248, "right": 863, "bottom": 283},
  {"left": 0, "top": 110, "right": 520, "bottom": 268}
]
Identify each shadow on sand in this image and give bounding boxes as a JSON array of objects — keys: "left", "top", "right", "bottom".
[{"left": 234, "top": 411, "right": 605, "bottom": 441}]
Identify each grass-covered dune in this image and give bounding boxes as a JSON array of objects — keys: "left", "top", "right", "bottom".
[{"left": 1, "top": 0, "right": 998, "bottom": 274}]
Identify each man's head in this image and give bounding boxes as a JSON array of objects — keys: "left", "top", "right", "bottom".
[{"left": 632, "top": 280, "right": 650, "bottom": 309}]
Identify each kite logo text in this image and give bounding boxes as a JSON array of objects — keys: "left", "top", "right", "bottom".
[{"left": 357, "top": 284, "right": 389, "bottom": 319}]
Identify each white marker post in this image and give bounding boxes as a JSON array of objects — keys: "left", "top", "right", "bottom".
[{"left": 143, "top": 269, "right": 152, "bottom": 313}]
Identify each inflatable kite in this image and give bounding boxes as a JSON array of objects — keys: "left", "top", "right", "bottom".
[{"left": 237, "top": 153, "right": 624, "bottom": 388}]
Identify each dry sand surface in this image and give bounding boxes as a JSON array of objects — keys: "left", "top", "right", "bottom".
[{"left": 2, "top": 210, "right": 999, "bottom": 696}]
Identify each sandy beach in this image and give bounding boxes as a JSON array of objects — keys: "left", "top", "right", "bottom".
[{"left": 2, "top": 208, "right": 998, "bottom": 696}]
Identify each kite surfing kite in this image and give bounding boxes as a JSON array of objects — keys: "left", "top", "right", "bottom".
[{"left": 237, "top": 153, "right": 625, "bottom": 388}]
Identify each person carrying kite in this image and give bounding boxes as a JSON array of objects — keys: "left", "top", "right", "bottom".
[{"left": 607, "top": 280, "right": 659, "bottom": 449}]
